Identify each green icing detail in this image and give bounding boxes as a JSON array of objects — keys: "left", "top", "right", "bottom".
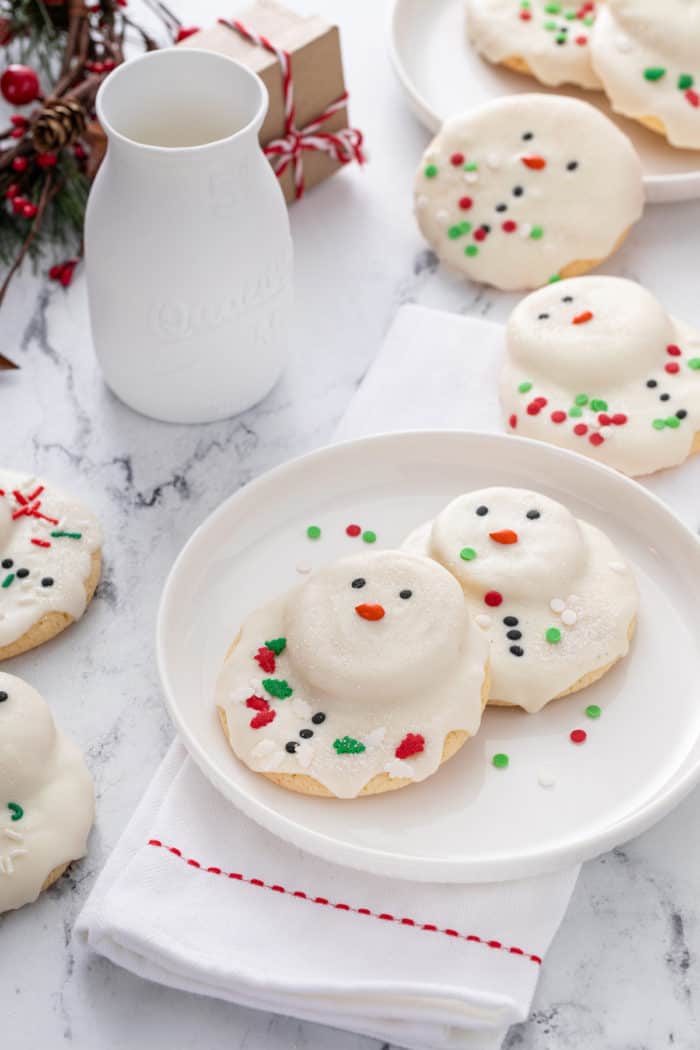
[
  {"left": 265, "top": 638, "right": 286, "bottom": 656},
  {"left": 665, "top": 415, "right": 681, "bottom": 429},
  {"left": 574, "top": 393, "right": 589, "bottom": 406},
  {"left": 492, "top": 753, "right": 509, "bottom": 769},
  {"left": 306, "top": 525, "right": 321, "bottom": 539},
  {"left": 585, "top": 704, "right": 601, "bottom": 719},
  {"left": 545, "top": 626, "right": 562, "bottom": 644},
  {"left": 7, "top": 802, "right": 23, "bottom": 821},
  {"left": 424, "top": 164, "right": 438, "bottom": 178},
  {"left": 262, "top": 678, "right": 293, "bottom": 699},
  {"left": 530, "top": 225, "right": 544, "bottom": 240},
  {"left": 644, "top": 67, "right": 666, "bottom": 82},
  {"left": 362, "top": 530, "right": 377, "bottom": 544},
  {"left": 465, "top": 244, "right": 479, "bottom": 257},
  {"left": 548, "top": 273, "right": 562, "bottom": 284},
  {"left": 518, "top": 381, "right": 533, "bottom": 393},
  {"left": 652, "top": 418, "right": 666, "bottom": 430},
  {"left": 51, "top": 530, "right": 82, "bottom": 539},
  {"left": 678, "top": 73, "right": 694, "bottom": 90},
  {"left": 1, "top": 574, "right": 14, "bottom": 589},
  {"left": 460, "top": 547, "right": 477, "bottom": 561},
  {"left": 569, "top": 406, "right": 583, "bottom": 418},
  {"left": 333, "top": 736, "right": 366, "bottom": 755},
  {"left": 688, "top": 357, "right": 700, "bottom": 370},
  {"left": 590, "top": 398, "right": 608, "bottom": 412}
]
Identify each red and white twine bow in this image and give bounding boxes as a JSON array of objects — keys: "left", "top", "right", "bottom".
[{"left": 218, "top": 17, "right": 365, "bottom": 200}]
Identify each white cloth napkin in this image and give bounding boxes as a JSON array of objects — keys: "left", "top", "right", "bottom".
[{"left": 77, "top": 305, "right": 586, "bottom": 1050}]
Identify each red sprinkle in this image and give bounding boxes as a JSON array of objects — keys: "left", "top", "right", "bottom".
[
  {"left": 666, "top": 344, "right": 682, "bottom": 356},
  {"left": 254, "top": 647, "right": 276, "bottom": 673},
  {"left": 570, "top": 728, "right": 587, "bottom": 744},
  {"left": 484, "top": 591, "right": 503, "bottom": 607},
  {"left": 589, "top": 432, "right": 605, "bottom": 447},
  {"left": 395, "top": 733, "right": 426, "bottom": 760},
  {"left": 573, "top": 423, "right": 588, "bottom": 436},
  {"left": 458, "top": 195, "right": 473, "bottom": 210},
  {"left": 474, "top": 227, "right": 487, "bottom": 242},
  {"left": 250, "top": 709, "right": 276, "bottom": 730},
  {"left": 685, "top": 89, "right": 700, "bottom": 108},
  {"left": 519, "top": 8, "right": 532, "bottom": 18},
  {"left": 509, "top": 413, "right": 517, "bottom": 429},
  {"left": 611, "top": 413, "right": 628, "bottom": 426},
  {"left": 665, "top": 362, "right": 680, "bottom": 374},
  {"left": 527, "top": 400, "right": 543, "bottom": 415},
  {"left": 502, "top": 220, "right": 517, "bottom": 233},
  {"left": 575, "top": 34, "right": 587, "bottom": 45},
  {"left": 450, "top": 152, "right": 465, "bottom": 166},
  {"left": 346, "top": 524, "right": 362, "bottom": 537},
  {"left": 534, "top": 396, "right": 548, "bottom": 407},
  {"left": 31, "top": 538, "right": 51, "bottom": 548},
  {"left": 551, "top": 410, "right": 567, "bottom": 424},
  {"left": 246, "top": 695, "right": 270, "bottom": 712},
  {"left": 521, "top": 155, "right": 546, "bottom": 170},
  {"left": 598, "top": 413, "right": 611, "bottom": 426}
]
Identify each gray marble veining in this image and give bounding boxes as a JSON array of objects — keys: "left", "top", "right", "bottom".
[{"left": 1, "top": 0, "right": 700, "bottom": 1046}]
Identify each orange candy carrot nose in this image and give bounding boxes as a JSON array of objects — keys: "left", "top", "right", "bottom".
[
  {"left": 489, "top": 529, "right": 519, "bottom": 545},
  {"left": 572, "top": 310, "right": 593, "bottom": 325},
  {"left": 521, "top": 155, "right": 546, "bottom": 170},
  {"left": 355, "top": 603, "right": 385, "bottom": 621}
]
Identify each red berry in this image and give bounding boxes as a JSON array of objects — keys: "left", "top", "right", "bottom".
[
  {"left": 502, "top": 220, "right": 517, "bottom": 233},
  {"left": 1, "top": 64, "right": 40, "bottom": 106},
  {"left": 450, "top": 152, "right": 465, "bottom": 166},
  {"left": 73, "top": 143, "right": 86, "bottom": 159},
  {"left": 484, "top": 591, "right": 503, "bottom": 607},
  {"left": 458, "top": 195, "right": 473, "bottom": 210},
  {"left": 10, "top": 114, "right": 27, "bottom": 127},
  {"left": 665, "top": 362, "right": 680, "bottom": 375},
  {"left": 573, "top": 423, "right": 588, "bottom": 436},
  {"left": 175, "top": 25, "right": 200, "bottom": 42},
  {"left": 49, "top": 264, "right": 64, "bottom": 280},
  {"left": 0, "top": 17, "right": 13, "bottom": 45},
  {"left": 59, "top": 266, "right": 74, "bottom": 287},
  {"left": 10, "top": 127, "right": 24, "bottom": 139},
  {"left": 11, "top": 196, "right": 26, "bottom": 214},
  {"left": 22, "top": 203, "right": 38, "bottom": 218},
  {"left": 551, "top": 410, "right": 566, "bottom": 423},
  {"left": 12, "top": 156, "right": 28, "bottom": 172},
  {"left": 5, "top": 183, "right": 19, "bottom": 200},
  {"left": 103, "top": 60, "right": 116, "bottom": 72},
  {"left": 589, "top": 432, "right": 605, "bottom": 447},
  {"left": 36, "top": 152, "right": 58, "bottom": 168}
]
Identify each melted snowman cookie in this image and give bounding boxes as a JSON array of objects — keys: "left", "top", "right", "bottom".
[
  {"left": 501, "top": 277, "right": 700, "bottom": 476},
  {"left": 413, "top": 94, "right": 644, "bottom": 291},
  {"left": 591, "top": 0, "right": 700, "bottom": 149},
  {"left": 403, "top": 488, "right": 638, "bottom": 712},
  {"left": 216, "top": 550, "right": 490, "bottom": 799},
  {"left": 0, "top": 673, "right": 94, "bottom": 913},
  {"left": 466, "top": 0, "right": 601, "bottom": 90},
  {"left": 0, "top": 470, "right": 102, "bottom": 660}
]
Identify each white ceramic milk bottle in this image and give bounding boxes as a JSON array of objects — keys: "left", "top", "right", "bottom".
[{"left": 86, "top": 49, "right": 293, "bottom": 423}]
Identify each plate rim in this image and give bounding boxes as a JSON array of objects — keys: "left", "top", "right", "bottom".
[
  {"left": 386, "top": 0, "right": 700, "bottom": 204},
  {"left": 156, "top": 429, "right": 700, "bottom": 882}
]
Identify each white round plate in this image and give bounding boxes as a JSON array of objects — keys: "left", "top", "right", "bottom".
[
  {"left": 157, "top": 431, "right": 700, "bottom": 883},
  {"left": 388, "top": 0, "right": 700, "bottom": 203}
]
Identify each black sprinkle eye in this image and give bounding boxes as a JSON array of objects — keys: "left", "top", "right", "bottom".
[
  {"left": 351, "top": 578, "right": 366, "bottom": 589},
  {"left": 504, "top": 616, "right": 519, "bottom": 627},
  {"left": 660, "top": 393, "right": 670, "bottom": 402},
  {"left": 567, "top": 161, "right": 579, "bottom": 171},
  {"left": 510, "top": 645, "right": 525, "bottom": 657},
  {"left": 562, "top": 296, "right": 573, "bottom": 303},
  {"left": 16, "top": 568, "right": 29, "bottom": 579},
  {"left": 647, "top": 379, "right": 658, "bottom": 388},
  {"left": 522, "top": 131, "right": 533, "bottom": 141},
  {"left": 299, "top": 729, "right": 313, "bottom": 739},
  {"left": 285, "top": 741, "right": 298, "bottom": 754},
  {"left": 481, "top": 224, "right": 491, "bottom": 233},
  {"left": 1, "top": 559, "right": 12, "bottom": 569},
  {"left": 512, "top": 186, "right": 524, "bottom": 197},
  {"left": 537, "top": 313, "right": 550, "bottom": 320},
  {"left": 495, "top": 203, "right": 507, "bottom": 212},
  {"left": 399, "top": 589, "right": 412, "bottom": 599},
  {"left": 475, "top": 505, "right": 489, "bottom": 516},
  {"left": 41, "top": 577, "right": 54, "bottom": 588},
  {"left": 677, "top": 409, "right": 687, "bottom": 419},
  {"left": 506, "top": 629, "right": 522, "bottom": 641},
  {"left": 0, "top": 691, "right": 7, "bottom": 702},
  {"left": 526, "top": 509, "right": 541, "bottom": 520},
  {"left": 312, "top": 712, "right": 326, "bottom": 725}
]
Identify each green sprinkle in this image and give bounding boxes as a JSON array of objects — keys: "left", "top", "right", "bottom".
[
  {"left": 7, "top": 802, "right": 23, "bottom": 821},
  {"left": 582, "top": 14, "right": 594, "bottom": 25},
  {"left": 688, "top": 357, "right": 700, "bottom": 370},
  {"left": 333, "top": 736, "right": 366, "bottom": 755},
  {"left": 548, "top": 273, "right": 562, "bottom": 284},
  {"left": 262, "top": 678, "right": 293, "bottom": 699},
  {"left": 460, "top": 547, "right": 477, "bottom": 561},
  {"left": 465, "top": 244, "right": 479, "bottom": 257},
  {"left": 590, "top": 398, "right": 608, "bottom": 412},
  {"left": 459, "top": 221, "right": 472, "bottom": 234},
  {"left": 644, "top": 67, "right": 666, "bottom": 82},
  {"left": 678, "top": 73, "right": 694, "bottom": 90},
  {"left": 530, "top": 225, "right": 544, "bottom": 240},
  {"left": 265, "top": 637, "right": 286, "bottom": 656},
  {"left": 306, "top": 525, "right": 321, "bottom": 540},
  {"left": 424, "top": 163, "right": 438, "bottom": 178},
  {"left": 518, "top": 381, "right": 533, "bottom": 393},
  {"left": 520, "top": 0, "right": 531, "bottom": 7},
  {"left": 569, "top": 406, "right": 583, "bottom": 418},
  {"left": 50, "top": 530, "right": 82, "bottom": 539},
  {"left": 448, "top": 225, "right": 463, "bottom": 239},
  {"left": 362, "top": 530, "right": 377, "bottom": 544},
  {"left": 544, "top": 19, "right": 557, "bottom": 30},
  {"left": 544, "top": 1, "right": 561, "bottom": 11},
  {"left": 564, "top": 9, "right": 576, "bottom": 19},
  {"left": 464, "top": 161, "right": 478, "bottom": 171},
  {"left": 1, "top": 574, "right": 14, "bottom": 589},
  {"left": 665, "top": 415, "right": 681, "bottom": 429},
  {"left": 574, "top": 393, "right": 589, "bottom": 406},
  {"left": 585, "top": 704, "right": 601, "bottom": 719},
  {"left": 546, "top": 626, "right": 562, "bottom": 644},
  {"left": 555, "top": 33, "right": 567, "bottom": 43},
  {"left": 652, "top": 418, "right": 666, "bottom": 430},
  {"left": 492, "top": 753, "right": 509, "bottom": 769}
]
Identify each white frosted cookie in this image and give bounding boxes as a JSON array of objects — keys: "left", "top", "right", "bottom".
[
  {"left": 0, "top": 673, "right": 94, "bottom": 913},
  {"left": 591, "top": 0, "right": 700, "bottom": 149},
  {"left": 500, "top": 277, "right": 700, "bottom": 477},
  {"left": 466, "top": 0, "right": 602, "bottom": 90},
  {"left": 413, "top": 95, "right": 644, "bottom": 291},
  {"left": 403, "top": 488, "right": 638, "bottom": 713},
  {"left": 0, "top": 470, "right": 102, "bottom": 660},
  {"left": 216, "top": 550, "right": 490, "bottom": 799}
]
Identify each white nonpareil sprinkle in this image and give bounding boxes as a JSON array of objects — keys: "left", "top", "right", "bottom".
[
  {"left": 550, "top": 598, "right": 566, "bottom": 613},
  {"left": 291, "top": 697, "right": 312, "bottom": 720},
  {"left": 296, "top": 561, "right": 312, "bottom": 575},
  {"left": 475, "top": 613, "right": 491, "bottom": 629},
  {"left": 538, "top": 770, "right": 556, "bottom": 788},
  {"left": 561, "top": 609, "right": 577, "bottom": 626},
  {"left": 435, "top": 208, "right": 449, "bottom": 223}
]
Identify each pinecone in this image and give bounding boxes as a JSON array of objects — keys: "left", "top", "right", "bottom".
[{"left": 32, "top": 99, "right": 87, "bottom": 154}]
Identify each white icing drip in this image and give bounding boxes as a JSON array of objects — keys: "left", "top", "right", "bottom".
[
  {"left": 216, "top": 551, "right": 489, "bottom": 799},
  {"left": 590, "top": 3, "right": 700, "bottom": 149},
  {"left": 500, "top": 276, "right": 700, "bottom": 476},
  {"left": 413, "top": 95, "right": 643, "bottom": 291},
  {"left": 0, "top": 673, "right": 94, "bottom": 913},
  {"left": 0, "top": 471, "right": 101, "bottom": 648},
  {"left": 466, "top": 0, "right": 603, "bottom": 89},
  {"left": 402, "top": 487, "right": 638, "bottom": 713}
]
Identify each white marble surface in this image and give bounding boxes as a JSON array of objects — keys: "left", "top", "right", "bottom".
[{"left": 2, "top": 1, "right": 700, "bottom": 1046}]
